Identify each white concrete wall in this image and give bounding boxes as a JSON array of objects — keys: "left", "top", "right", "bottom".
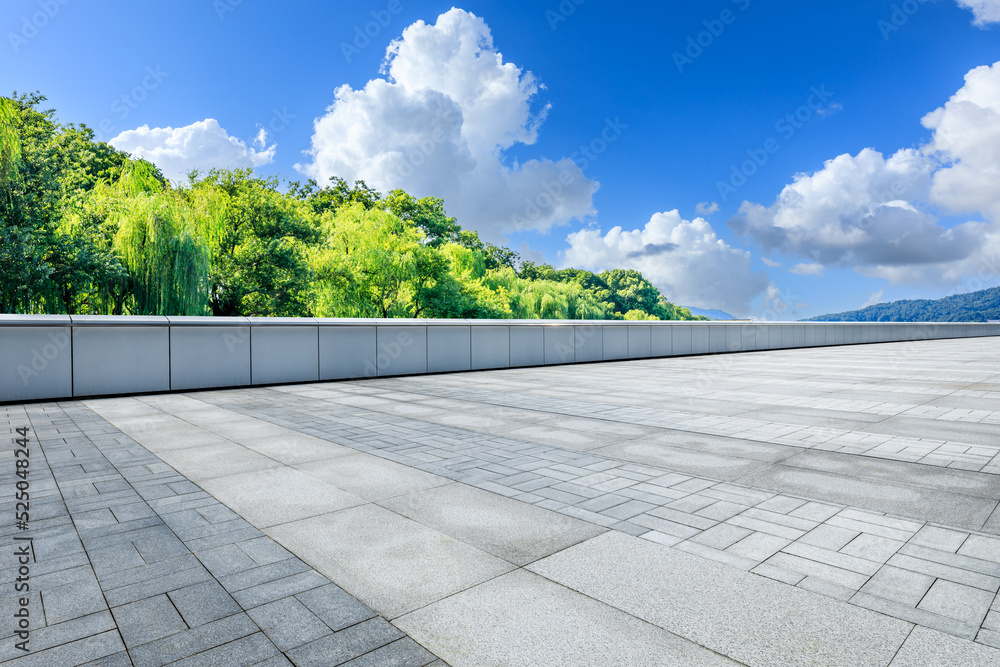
[{"left": 2, "top": 316, "right": 998, "bottom": 402}]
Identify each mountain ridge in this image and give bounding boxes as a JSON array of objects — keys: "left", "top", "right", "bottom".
[{"left": 805, "top": 287, "right": 1000, "bottom": 322}]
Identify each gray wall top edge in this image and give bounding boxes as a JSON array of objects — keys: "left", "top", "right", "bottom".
[
  {"left": 167, "top": 316, "right": 251, "bottom": 325},
  {"left": 244, "top": 317, "right": 320, "bottom": 325},
  {"left": 69, "top": 315, "right": 169, "bottom": 326},
  {"left": 0, "top": 314, "right": 73, "bottom": 325}
]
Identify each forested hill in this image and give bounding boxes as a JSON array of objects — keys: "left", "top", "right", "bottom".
[
  {"left": 806, "top": 287, "right": 1000, "bottom": 322},
  {"left": 0, "top": 93, "right": 708, "bottom": 321}
]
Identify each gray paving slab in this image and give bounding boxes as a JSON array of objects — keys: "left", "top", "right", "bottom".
[
  {"left": 528, "top": 531, "right": 913, "bottom": 666},
  {"left": 378, "top": 482, "right": 607, "bottom": 565},
  {"left": 396, "top": 569, "right": 739, "bottom": 667},
  {"left": 735, "top": 465, "right": 998, "bottom": 531},
  {"left": 592, "top": 441, "right": 774, "bottom": 480},
  {"left": 295, "top": 453, "right": 451, "bottom": 501},
  {"left": 198, "top": 467, "right": 367, "bottom": 528},
  {"left": 265, "top": 504, "right": 514, "bottom": 618},
  {"left": 890, "top": 626, "right": 1000, "bottom": 666},
  {"left": 778, "top": 450, "right": 1000, "bottom": 499}
]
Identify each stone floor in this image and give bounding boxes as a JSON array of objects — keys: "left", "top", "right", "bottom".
[{"left": 4, "top": 337, "right": 1000, "bottom": 665}]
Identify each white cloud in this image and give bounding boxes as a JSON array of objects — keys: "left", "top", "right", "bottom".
[
  {"left": 298, "top": 8, "right": 596, "bottom": 242},
  {"left": 695, "top": 201, "right": 719, "bottom": 216},
  {"left": 729, "top": 60, "right": 1000, "bottom": 289},
  {"left": 791, "top": 263, "right": 824, "bottom": 277},
  {"left": 816, "top": 102, "right": 843, "bottom": 118},
  {"left": 110, "top": 119, "right": 275, "bottom": 183},
  {"left": 956, "top": 0, "right": 1000, "bottom": 26},
  {"left": 922, "top": 62, "right": 1000, "bottom": 221},
  {"left": 862, "top": 290, "right": 884, "bottom": 308},
  {"left": 761, "top": 257, "right": 782, "bottom": 268},
  {"left": 562, "top": 211, "right": 769, "bottom": 317}
]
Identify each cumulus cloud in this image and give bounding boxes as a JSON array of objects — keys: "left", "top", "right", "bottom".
[
  {"left": 695, "top": 201, "right": 719, "bottom": 216},
  {"left": 761, "top": 257, "right": 782, "bottom": 268},
  {"left": 922, "top": 62, "right": 1000, "bottom": 220},
  {"left": 729, "top": 60, "right": 1000, "bottom": 288},
  {"left": 956, "top": 0, "right": 1000, "bottom": 26},
  {"left": 562, "top": 211, "right": 769, "bottom": 317},
  {"left": 298, "top": 8, "right": 596, "bottom": 241},
  {"left": 110, "top": 119, "right": 275, "bottom": 183},
  {"left": 791, "top": 263, "right": 824, "bottom": 277}
]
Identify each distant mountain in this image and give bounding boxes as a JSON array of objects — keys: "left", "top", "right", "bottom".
[
  {"left": 684, "top": 307, "right": 736, "bottom": 320},
  {"left": 806, "top": 287, "right": 1000, "bottom": 322}
]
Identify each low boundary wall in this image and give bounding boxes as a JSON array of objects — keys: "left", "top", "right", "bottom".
[{"left": 2, "top": 316, "right": 998, "bottom": 403}]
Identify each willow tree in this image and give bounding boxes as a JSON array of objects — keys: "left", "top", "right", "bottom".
[
  {"left": 0, "top": 97, "right": 21, "bottom": 192},
  {"left": 310, "top": 203, "right": 428, "bottom": 318},
  {"left": 485, "top": 268, "right": 610, "bottom": 320},
  {"left": 64, "top": 161, "right": 217, "bottom": 315}
]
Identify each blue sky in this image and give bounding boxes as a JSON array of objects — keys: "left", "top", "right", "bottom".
[{"left": 4, "top": 0, "right": 1000, "bottom": 318}]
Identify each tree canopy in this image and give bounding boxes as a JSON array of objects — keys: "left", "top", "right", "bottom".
[{"left": 1, "top": 93, "right": 707, "bottom": 321}]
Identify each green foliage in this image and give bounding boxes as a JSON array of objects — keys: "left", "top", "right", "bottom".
[
  {"left": 0, "top": 96, "right": 22, "bottom": 192},
  {"left": 2, "top": 93, "right": 705, "bottom": 322},
  {"left": 191, "top": 169, "right": 316, "bottom": 316},
  {"left": 807, "top": 287, "right": 1000, "bottom": 323},
  {"left": 485, "top": 268, "right": 609, "bottom": 320},
  {"left": 289, "top": 176, "right": 382, "bottom": 216},
  {"left": 311, "top": 203, "right": 427, "bottom": 318},
  {"left": 383, "top": 190, "right": 461, "bottom": 247}
]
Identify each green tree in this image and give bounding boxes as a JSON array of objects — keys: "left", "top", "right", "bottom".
[
  {"left": 310, "top": 203, "right": 428, "bottom": 318},
  {"left": 289, "top": 176, "right": 382, "bottom": 216},
  {"left": 382, "top": 190, "right": 462, "bottom": 247},
  {"left": 191, "top": 169, "right": 317, "bottom": 316}
]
